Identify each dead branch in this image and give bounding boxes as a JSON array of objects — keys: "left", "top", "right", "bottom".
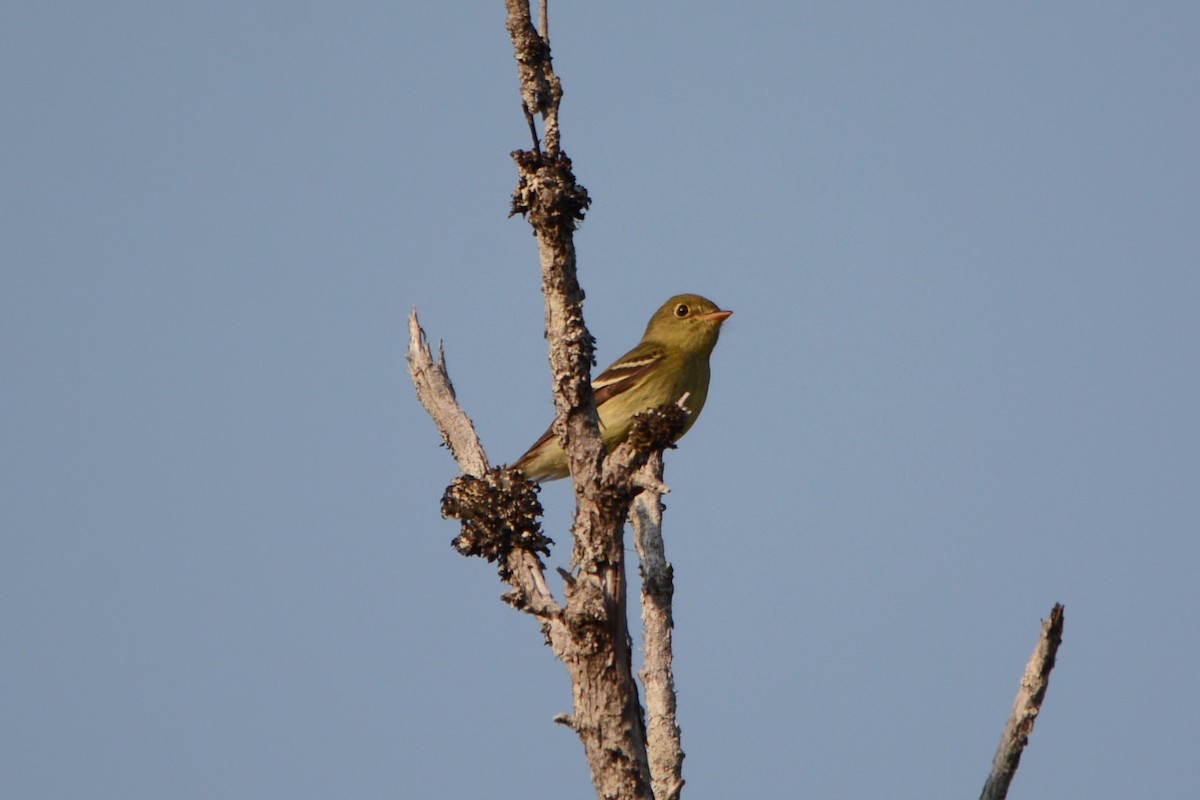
[
  {"left": 405, "top": 311, "right": 489, "bottom": 477},
  {"left": 980, "top": 603, "right": 1065, "bottom": 800},
  {"left": 630, "top": 453, "right": 685, "bottom": 800},
  {"left": 501, "top": 3, "right": 657, "bottom": 797},
  {"left": 406, "top": 309, "right": 562, "bottom": 619},
  {"left": 406, "top": 5, "right": 692, "bottom": 797}
]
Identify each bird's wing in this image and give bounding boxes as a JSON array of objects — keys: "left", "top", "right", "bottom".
[
  {"left": 592, "top": 344, "right": 666, "bottom": 408},
  {"left": 516, "top": 343, "right": 666, "bottom": 470}
]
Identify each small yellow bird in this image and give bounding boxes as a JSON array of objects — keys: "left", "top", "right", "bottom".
[{"left": 514, "top": 293, "right": 732, "bottom": 482}]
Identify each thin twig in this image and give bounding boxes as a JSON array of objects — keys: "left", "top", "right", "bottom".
[{"left": 521, "top": 101, "right": 542, "bottom": 155}]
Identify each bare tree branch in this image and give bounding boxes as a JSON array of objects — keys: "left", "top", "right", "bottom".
[
  {"left": 630, "top": 453, "right": 685, "bottom": 800},
  {"left": 406, "top": 309, "right": 562, "bottom": 620},
  {"left": 980, "top": 603, "right": 1065, "bottom": 800},
  {"left": 409, "top": 6, "right": 699, "bottom": 797},
  {"left": 405, "top": 310, "right": 489, "bottom": 477},
  {"left": 505, "top": 0, "right": 562, "bottom": 156},
  {"left": 504, "top": 3, "right": 657, "bottom": 797}
]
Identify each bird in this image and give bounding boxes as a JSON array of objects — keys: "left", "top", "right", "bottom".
[{"left": 514, "top": 293, "right": 731, "bottom": 482}]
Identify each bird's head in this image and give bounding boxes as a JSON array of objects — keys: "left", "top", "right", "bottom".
[{"left": 643, "top": 294, "right": 732, "bottom": 356}]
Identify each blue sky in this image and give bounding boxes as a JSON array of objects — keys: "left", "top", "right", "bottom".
[{"left": 3, "top": 3, "right": 1198, "bottom": 798}]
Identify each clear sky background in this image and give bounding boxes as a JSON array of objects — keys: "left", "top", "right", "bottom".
[{"left": 3, "top": 3, "right": 1197, "bottom": 798}]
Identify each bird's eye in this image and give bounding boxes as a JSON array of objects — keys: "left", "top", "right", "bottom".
[{"left": 674, "top": 304, "right": 690, "bottom": 318}]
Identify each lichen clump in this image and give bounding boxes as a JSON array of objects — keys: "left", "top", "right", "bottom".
[{"left": 441, "top": 467, "right": 551, "bottom": 577}]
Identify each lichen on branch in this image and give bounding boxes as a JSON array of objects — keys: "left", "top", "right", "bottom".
[{"left": 442, "top": 467, "right": 553, "bottom": 579}]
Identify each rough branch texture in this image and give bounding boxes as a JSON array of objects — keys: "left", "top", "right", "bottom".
[
  {"left": 407, "top": 5, "right": 682, "bottom": 797},
  {"left": 630, "top": 453, "right": 685, "bottom": 800},
  {"left": 980, "top": 603, "right": 1065, "bottom": 800},
  {"left": 503, "top": 2, "right": 657, "bottom": 798},
  {"left": 405, "top": 313, "right": 489, "bottom": 477},
  {"left": 406, "top": 5, "right": 691, "bottom": 798},
  {"left": 406, "top": 310, "right": 562, "bottom": 618}
]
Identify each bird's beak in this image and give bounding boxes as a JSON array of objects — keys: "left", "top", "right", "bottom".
[{"left": 696, "top": 309, "right": 732, "bottom": 323}]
